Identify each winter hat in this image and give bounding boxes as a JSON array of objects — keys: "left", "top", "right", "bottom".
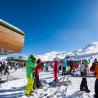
[
  {"left": 94, "top": 58, "right": 97, "bottom": 62},
  {"left": 30, "top": 54, "right": 36, "bottom": 60},
  {"left": 83, "top": 59, "right": 89, "bottom": 65},
  {"left": 37, "top": 59, "right": 41, "bottom": 63}
]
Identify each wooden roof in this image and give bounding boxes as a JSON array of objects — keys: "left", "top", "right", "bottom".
[{"left": 0, "top": 19, "right": 25, "bottom": 54}]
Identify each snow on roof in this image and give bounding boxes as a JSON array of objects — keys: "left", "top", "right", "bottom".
[{"left": 0, "top": 19, "right": 24, "bottom": 35}]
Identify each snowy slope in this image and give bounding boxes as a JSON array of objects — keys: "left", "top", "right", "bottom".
[
  {"left": 83, "top": 41, "right": 98, "bottom": 54},
  {"left": 38, "top": 41, "right": 98, "bottom": 61},
  {"left": 38, "top": 51, "right": 67, "bottom": 61},
  {"left": 0, "top": 68, "right": 95, "bottom": 98}
]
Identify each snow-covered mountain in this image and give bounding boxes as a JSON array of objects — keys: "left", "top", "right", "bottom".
[
  {"left": 83, "top": 41, "right": 98, "bottom": 54},
  {"left": 71, "top": 42, "right": 98, "bottom": 56},
  {"left": 38, "top": 51, "right": 67, "bottom": 61},
  {"left": 1, "top": 41, "right": 98, "bottom": 62},
  {"left": 38, "top": 41, "right": 98, "bottom": 61}
]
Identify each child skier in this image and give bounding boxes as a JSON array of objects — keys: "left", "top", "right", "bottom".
[
  {"left": 25, "top": 55, "right": 37, "bottom": 96},
  {"left": 90, "top": 58, "right": 98, "bottom": 98}
]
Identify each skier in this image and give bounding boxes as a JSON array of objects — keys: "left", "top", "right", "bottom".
[
  {"left": 72, "top": 61, "right": 78, "bottom": 72},
  {"left": 25, "top": 55, "right": 37, "bottom": 96},
  {"left": 53, "top": 59, "right": 59, "bottom": 82},
  {"left": 0, "top": 63, "right": 3, "bottom": 74},
  {"left": 45, "top": 62, "right": 49, "bottom": 72},
  {"left": 57, "top": 60, "right": 61, "bottom": 72},
  {"left": 80, "top": 60, "right": 90, "bottom": 93},
  {"left": 62, "top": 59, "right": 67, "bottom": 75},
  {"left": 4, "top": 64, "right": 9, "bottom": 75},
  {"left": 34, "top": 59, "right": 42, "bottom": 89},
  {"left": 90, "top": 58, "right": 98, "bottom": 98}
]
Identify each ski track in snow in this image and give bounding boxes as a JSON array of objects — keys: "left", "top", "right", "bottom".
[{"left": 0, "top": 68, "right": 96, "bottom": 98}]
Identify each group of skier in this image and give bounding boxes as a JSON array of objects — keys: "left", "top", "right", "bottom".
[
  {"left": 25, "top": 54, "right": 98, "bottom": 98},
  {"left": 53, "top": 59, "right": 80, "bottom": 82},
  {"left": 76, "top": 58, "right": 98, "bottom": 98}
]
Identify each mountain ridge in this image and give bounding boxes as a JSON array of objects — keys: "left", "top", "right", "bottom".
[{"left": 38, "top": 41, "right": 98, "bottom": 61}]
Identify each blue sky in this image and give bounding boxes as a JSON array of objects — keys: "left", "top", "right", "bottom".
[{"left": 0, "top": 0, "right": 98, "bottom": 55}]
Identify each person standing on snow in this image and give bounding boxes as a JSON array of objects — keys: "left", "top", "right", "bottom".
[
  {"left": 34, "top": 59, "right": 42, "bottom": 88},
  {"left": 62, "top": 59, "right": 67, "bottom": 75},
  {"left": 80, "top": 60, "right": 90, "bottom": 93},
  {"left": 53, "top": 59, "right": 59, "bottom": 82},
  {"left": 90, "top": 58, "right": 98, "bottom": 98},
  {"left": 4, "top": 63, "right": 9, "bottom": 75},
  {"left": 25, "top": 55, "right": 37, "bottom": 96},
  {"left": 45, "top": 62, "right": 49, "bottom": 72}
]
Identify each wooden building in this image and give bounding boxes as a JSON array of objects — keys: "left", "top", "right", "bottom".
[{"left": 0, "top": 19, "right": 25, "bottom": 54}]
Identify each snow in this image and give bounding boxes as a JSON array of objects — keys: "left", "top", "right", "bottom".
[
  {"left": 0, "top": 41, "right": 98, "bottom": 98},
  {"left": 0, "top": 68, "right": 96, "bottom": 98},
  {"left": 37, "top": 41, "right": 98, "bottom": 61},
  {"left": 83, "top": 42, "right": 98, "bottom": 54},
  {"left": 0, "top": 56, "right": 7, "bottom": 61},
  {"left": 0, "top": 55, "right": 28, "bottom": 61}
]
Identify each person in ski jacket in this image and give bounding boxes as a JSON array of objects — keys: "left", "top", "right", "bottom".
[
  {"left": 59, "top": 60, "right": 62, "bottom": 71},
  {"left": 72, "top": 61, "right": 79, "bottom": 72},
  {"left": 44, "top": 62, "right": 49, "bottom": 72},
  {"left": 62, "top": 59, "right": 67, "bottom": 75},
  {"left": 90, "top": 58, "right": 98, "bottom": 98},
  {"left": 66, "top": 65, "right": 71, "bottom": 74},
  {"left": 34, "top": 59, "right": 42, "bottom": 88},
  {"left": 4, "top": 65, "right": 9, "bottom": 75},
  {"left": 25, "top": 55, "right": 37, "bottom": 96},
  {"left": 68, "top": 60, "right": 73, "bottom": 72},
  {"left": 80, "top": 60, "right": 90, "bottom": 93},
  {"left": 53, "top": 60, "right": 59, "bottom": 82}
]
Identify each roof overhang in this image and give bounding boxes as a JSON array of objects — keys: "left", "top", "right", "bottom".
[{"left": 0, "top": 19, "right": 25, "bottom": 55}]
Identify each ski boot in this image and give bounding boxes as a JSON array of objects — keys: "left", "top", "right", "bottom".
[
  {"left": 25, "top": 90, "right": 33, "bottom": 97},
  {"left": 85, "top": 89, "right": 90, "bottom": 93}
]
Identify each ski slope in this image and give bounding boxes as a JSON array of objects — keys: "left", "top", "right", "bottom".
[{"left": 0, "top": 68, "right": 96, "bottom": 98}]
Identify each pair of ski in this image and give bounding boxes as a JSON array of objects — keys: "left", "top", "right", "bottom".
[
  {"left": 25, "top": 76, "right": 71, "bottom": 97},
  {"left": 49, "top": 80, "right": 72, "bottom": 87},
  {"left": 41, "top": 75, "right": 71, "bottom": 98}
]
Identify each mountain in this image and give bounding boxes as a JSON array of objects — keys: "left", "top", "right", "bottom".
[
  {"left": 83, "top": 41, "right": 98, "bottom": 54},
  {"left": 1, "top": 41, "right": 98, "bottom": 61},
  {"left": 38, "top": 41, "right": 98, "bottom": 61},
  {"left": 38, "top": 51, "right": 67, "bottom": 61}
]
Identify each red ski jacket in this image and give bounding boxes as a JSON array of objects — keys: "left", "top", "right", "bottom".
[
  {"left": 53, "top": 61, "right": 58, "bottom": 73},
  {"left": 35, "top": 59, "right": 42, "bottom": 75}
]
